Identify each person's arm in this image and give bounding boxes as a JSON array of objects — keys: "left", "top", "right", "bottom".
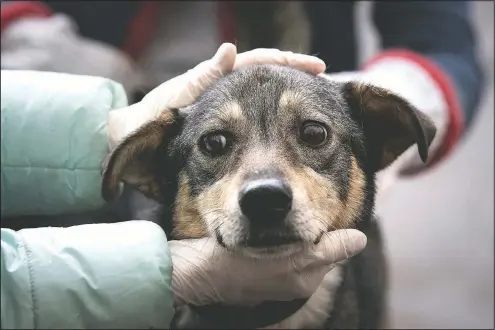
[
  {"left": 327, "top": 2, "right": 483, "bottom": 175},
  {"left": 369, "top": 1, "right": 484, "bottom": 170},
  {"left": 321, "top": 2, "right": 483, "bottom": 207},
  {"left": 0, "top": 221, "right": 175, "bottom": 329},
  {"left": 0, "top": 70, "right": 128, "bottom": 217}
]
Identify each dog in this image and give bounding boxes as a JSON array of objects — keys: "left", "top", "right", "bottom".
[{"left": 101, "top": 64, "right": 436, "bottom": 329}]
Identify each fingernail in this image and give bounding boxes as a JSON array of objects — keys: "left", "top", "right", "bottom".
[
  {"left": 293, "top": 53, "right": 326, "bottom": 74},
  {"left": 313, "top": 58, "right": 326, "bottom": 73},
  {"left": 354, "top": 232, "right": 367, "bottom": 252},
  {"left": 305, "top": 55, "right": 326, "bottom": 73},
  {"left": 212, "top": 43, "right": 236, "bottom": 64}
]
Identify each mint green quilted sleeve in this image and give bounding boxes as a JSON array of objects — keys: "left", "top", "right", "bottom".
[
  {"left": 1, "top": 70, "right": 128, "bottom": 217},
  {"left": 1, "top": 221, "right": 175, "bottom": 329}
]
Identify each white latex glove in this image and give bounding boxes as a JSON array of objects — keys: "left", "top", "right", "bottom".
[
  {"left": 170, "top": 230, "right": 367, "bottom": 306},
  {"left": 107, "top": 43, "right": 326, "bottom": 149},
  {"left": 1, "top": 14, "right": 142, "bottom": 94},
  {"left": 320, "top": 58, "right": 450, "bottom": 211}
]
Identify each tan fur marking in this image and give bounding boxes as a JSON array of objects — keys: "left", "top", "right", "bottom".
[
  {"left": 279, "top": 90, "right": 302, "bottom": 113},
  {"left": 196, "top": 173, "right": 240, "bottom": 234},
  {"left": 285, "top": 164, "right": 343, "bottom": 234},
  {"left": 338, "top": 156, "right": 366, "bottom": 228},
  {"left": 350, "top": 83, "right": 393, "bottom": 112},
  {"left": 172, "top": 173, "right": 208, "bottom": 239},
  {"left": 218, "top": 101, "right": 244, "bottom": 123},
  {"left": 283, "top": 156, "right": 365, "bottom": 232}
]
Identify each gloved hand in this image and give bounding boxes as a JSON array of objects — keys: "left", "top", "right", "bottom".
[
  {"left": 107, "top": 43, "right": 365, "bottom": 307},
  {"left": 107, "top": 43, "right": 326, "bottom": 149},
  {"left": 171, "top": 230, "right": 367, "bottom": 306},
  {"left": 1, "top": 13, "right": 142, "bottom": 94}
]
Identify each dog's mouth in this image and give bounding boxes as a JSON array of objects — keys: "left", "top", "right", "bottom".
[
  {"left": 245, "top": 234, "right": 303, "bottom": 248},
  {"left": 241, "top": 234, "right": 305, "bottom": 258},
  {"left": 215, "top": 228, "right": 318, "bottom": 258}
]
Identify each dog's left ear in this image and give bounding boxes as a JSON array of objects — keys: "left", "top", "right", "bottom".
[
  {"left": 101, "top": 109, "right": 182, "bottom": 202},
  {"left": 343, "top": 81, "right": 437, "bottom": 172}
]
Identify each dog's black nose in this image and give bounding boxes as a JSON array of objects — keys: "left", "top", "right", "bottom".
[{"left": 239, "top": 179, "right": 293, "bottom": 224}]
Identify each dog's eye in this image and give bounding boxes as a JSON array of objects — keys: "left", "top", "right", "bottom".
[
  {"left": 300, "top": 121, "right": 328, "bottom": 147},
  {"left": 200, "top": 132, "right": 232, "bottom": 156}
]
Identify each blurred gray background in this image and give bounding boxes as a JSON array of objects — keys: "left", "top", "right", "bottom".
[{"left": 355, "top": 1, "right": 494, "bottom": 328}]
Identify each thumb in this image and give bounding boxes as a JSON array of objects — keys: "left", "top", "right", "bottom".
[
  {"left": 137, "top": 43, "right": 237, "bottom": 116},
  {"left": 312, "top": 229, "right": 367, "bottom": 264},
  {"left": 166, "top": 42, "right": 237, "bottom": 109},
  {"left": 169, "top": 238, "right": 220, "bottom": 306}
]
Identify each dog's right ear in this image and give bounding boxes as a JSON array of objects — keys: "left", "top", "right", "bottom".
[
  {"left": 342, "top": 82, "right": 437, "bottom": 172},
  {"left": 101, "top": 109, "right": 182, "bottom": 202}
]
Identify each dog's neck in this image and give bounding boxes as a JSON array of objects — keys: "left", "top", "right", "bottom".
[{"left": 262, "top": 265, "right": 344, "bottom": 329}]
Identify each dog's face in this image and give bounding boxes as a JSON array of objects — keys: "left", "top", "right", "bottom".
[{"left": 102, "top": 65, "right": 436, "bottom": 257}]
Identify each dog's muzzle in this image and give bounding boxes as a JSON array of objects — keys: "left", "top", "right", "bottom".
[{"left": 238, "top": 178, "right": 301, "bottom": 248}]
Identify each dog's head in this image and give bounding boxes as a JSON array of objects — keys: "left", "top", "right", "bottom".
[{"left": 102, "top": 65, "right": 436, "bottom": 257}]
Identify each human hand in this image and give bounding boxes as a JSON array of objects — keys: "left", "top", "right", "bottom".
[
  {"left": 107, "top": 43, "right": 326, "bottom": 149},
  {"left": 169, "top": 229, "right": 367, "bottom": 307}
]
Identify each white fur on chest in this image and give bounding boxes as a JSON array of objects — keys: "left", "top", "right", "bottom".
[{"left": 261, "top": 265, "right": 344, "bottom": 329}]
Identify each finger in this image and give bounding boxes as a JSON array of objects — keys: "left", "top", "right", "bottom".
[
  {"left": 175, "top": 42, "right": 237, "bottom": 107},
  {"left": 318, "top": 72, "right": 362, "bottom": 83},
  {"left": 210, "top": 42, "right": 237, "bottom": 73},
  {"left": 169, "top": 238, "right": 217, "bottom": 306},
  {"left": 314, "top": 229, "right": 367, "bottom": 264},
  {"left": 143, "top": 43, "right": 237, "bottom": 111},
  {"left": 186, "top": 42, "right": 237, "bottom": 86},
  {"left": 168, "top": 238, "right": 217, "bottom": 256},
  {"left": 234, "top": 48, "right": 326, "bottom": 74}
]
